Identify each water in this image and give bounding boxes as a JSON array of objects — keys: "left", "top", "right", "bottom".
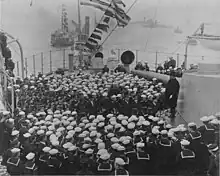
[{"left": 2, "top": 1, "right": 220, "bottom": 76}]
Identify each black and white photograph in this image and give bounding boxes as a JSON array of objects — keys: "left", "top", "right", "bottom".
[{"left": 0, "top": 0, "right": 219, "bottom": 175}]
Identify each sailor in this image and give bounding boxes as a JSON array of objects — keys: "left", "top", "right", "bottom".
[
  {"left": 113, "top": 157, "right": 129, "bottom": 176},
  {"left": 157, "top": 130, "right": 175, "bottom": 175},
  {"left": 198, "top": 116, "right": 216, "bottom": 145},
  {"left": 23, "top": 152, "right": 38, "bottom": 175},
  {"left": 135, "top": 142, "right": 152, "bottom": 175},
  {"left": 37, "top": 147, "right": 51, "bottom": 175},
  {"left": 207, "top": 143, "right": 219, "bottom": 176},
  {"left": 164, "top": 70, "right": 180, "bottom": 118},
  {"left": 97, "top": 153, "right": 113, "bottom": 175},
  {"left": 177, "top": 140, "right": 196, "bottom": 175},
  {"left": 75, "top": 155, "right": 94, "bottom": 175},
  {"left": 47, "top": 148, "right": 62, "bottom": 175},
  {"left": 6, "top": 148, "right": 24, "bottom": 175}
]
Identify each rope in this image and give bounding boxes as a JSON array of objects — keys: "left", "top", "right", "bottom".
[
  {"left": 99, "top": 0, "right": 138, "bottom": 48},
  {"left": 144, "top": 0, "right": 159, "bottom": 50}
]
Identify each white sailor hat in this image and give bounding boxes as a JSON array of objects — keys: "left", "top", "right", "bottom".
[
  {"left": 121, "top": 120, "right": 128, "bottom": 126},
  {"left": 18, "top": 111, "right": 25, "bottom": 116},
  {"left": 158, "top": 120, "right": 165, "bottom": 125},
  {"left": 200, "top": 116, "right": 210, "bottom": 122},
  {"left": 78, "top": 133, "right": 86, "bottom": 138},
  {"left": 11, "top": 148, "right": 21, "bottom": 154},
  {"left": 127, "top": 122, "right": 135, "bottom": 129},
  {"left": 46, "top": 131, "right": 53, "bottom": 136},
  {"left": 161, "top": 130, "right": 168, "bottom": 135},
  {"left": 210, "top": 119, "right": 219, "bottom": 125},
  {"left": 142, "top": 121, "right": 150, "bottom": 126},
  {"left": 133, "top": 131, "right": 141, "bottom": 136},
  {"left": 98, "top": 142, "right": 105, "bottom": 150},
  {"left": 82, "top": 143, "right": 91, "bottom": 149},
  {"left": 49, "top": 149, "right": 58, "bottom": 155},
  {"left": 111, "top": 137, "right": 119, "bottom": 143},
  {"left": 23, "top": 133, "right": 31, "bottom": 138},
  {"left": 123, "top": 139, "right": 130, "bottom": 145},
  {"left": 84, "top": 137, "right": 92, "bottom": 142},
  {"left": 85, "top": 148, "right": 94, "bottom": 155},
  {"left": 75, "top": 127, "right": 82, "bottom": 132},
  {"left": 26, "top": 152, "right": 35, "bottom": 160},
  {"left": 68, "top": 146, "right": 77, "bottom": 151},
  {"left": 27, "top": 114, "right": 34, "bottom": 119},
  {"left": 3, "top": 111, "right": 10, "bottom": 115},
  {"left": 136, "top": 142, "right": 145, "bottom": 148},
  {"left": 67, "top": 126, "right": 73, "bottom": 130},
  {"left": 188, "top": 122, "right": 197, "bottom": 127},
  {"left": 97, "top": 149, "right": 108, "bottom": 156},
  {"left": 180, "top": 140, "right": 190, "bottom": 146},
  {"left": 90, "top": 131, "right": 97, "bottom": 137},
  {"left": 115, "top": 158, "right": 125, "bottom": 165},
  {"left": 117, "top": 146, "right": 125, "bottom": 151},
  {"left": 11, "top": 130, "right": 19, "bottom": 136},
  {"left": 72, "top": 111, "right": 77, "bottom": 115},
  {"left": 100, "top": 153, "right": 110, "bottom": 160},
  {"left": 28, "top": 128, "right": 35, "bottom": 134},
  {"left": 95, "top": 138, "right": 103, "bottom": 143},
  {"left": 111, "top": 143, "right": 120, "bottom": 150},
  {"left": 166, "top": 124, "right": 172, "bottom": 129}
]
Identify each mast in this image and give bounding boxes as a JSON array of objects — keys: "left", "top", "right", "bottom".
[{"left": 78, "top": 0, "right": 82, "bottom": 41}]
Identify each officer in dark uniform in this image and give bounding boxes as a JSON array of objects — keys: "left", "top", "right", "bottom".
[
  {"left": 23, "top": 152, "right": 38, "bottom": 175},
  {"left": 177, "top": 140, "right": 196, "bottom": 175},
  {"left": 165, "top": 70, "right": 180, "bottom": 118},
  {"left": 6, "top": 148, "right": 24, "bottom": 175}
]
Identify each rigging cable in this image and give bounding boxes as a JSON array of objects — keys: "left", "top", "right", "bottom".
[
  {"left": 144, "top": 0, "right": 160, "bottom": 50},
  {"left": 99, "top": 0, "right": 139, "bottom": 48}
]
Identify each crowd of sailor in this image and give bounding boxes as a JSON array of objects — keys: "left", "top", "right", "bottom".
[{"left": 0, "top": 71, "right": 219, "bottom": 176}]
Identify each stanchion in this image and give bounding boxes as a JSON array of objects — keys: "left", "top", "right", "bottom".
[
  {"left": 50, "top": 50, "right": 52, "bottom": 72},
  {"left": 41, "top": 52, "right": 44, "bottom": 74},
  {"left": 33, "top": 55, "right": 36, "bottom": 76}
]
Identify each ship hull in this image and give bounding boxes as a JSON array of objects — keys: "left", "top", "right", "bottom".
[{"left": 199, "top": 39, "right": 220, "bottom": 51}]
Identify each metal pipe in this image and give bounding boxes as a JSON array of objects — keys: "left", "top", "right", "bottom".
[
  {"left": 33, "top": 55, "right": 36, "bottom": 76},
  {"left": 41, "top": 52, "right": 44, "bottom": 74},
  {"left": 50, "top": 50, "right": 52, "bottom": 72},
  {"left": 16, "top": 61, "right": 19, "bottom": 77}
]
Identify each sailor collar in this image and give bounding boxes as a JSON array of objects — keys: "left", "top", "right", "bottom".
[
  {"left": 125, "top": 150, "right": 136, "bottom": 155},
  {"left": 137, "top": 151, "right": 150, "bottom": 160},
  {"left": 7, "top": 158, "right": 20, "bottom": 166},
  {"left": 181, "top": 150, "right": 195, "bottom": 159},
  {"left": 205, "top": 125, "right": 215, "bottom": 131},
  {"left": 25, "top": 163, "right": 35, "bottom": 170},
  {"left": 189, "top": 132, "right": 201, "bottom": 140},
  {"left": 98, "top": 163, "right": 112, "bottom": 171},
  {"left": 114, "top": 169, "right": 129, "bottom": 176},
  {"left": 159, "top": 140, "right": 171, "bottom": 147}
]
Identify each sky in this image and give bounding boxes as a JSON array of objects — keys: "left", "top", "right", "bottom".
[{"left": 0, "top": 0, "right": 219, "bottom": 56}]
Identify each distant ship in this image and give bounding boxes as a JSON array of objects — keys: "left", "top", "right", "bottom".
[
  {"left": 188, "top": 38, "right": 198, "bottom": 46},
  {"left": 51, "top": 5, "right": 76, "bottom": 48},
  {"left": 142, "top": 19, "right": 172, "bottom": 29},
  {"left": 174, "top": 26, "right": 183, "bottom": 34},
  {"left": 190, "top": 23, "right": 220, "bottom": 50}
]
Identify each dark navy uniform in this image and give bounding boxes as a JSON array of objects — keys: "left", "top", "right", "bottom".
[
  {"left": 177, "top": 149, "right": 196, "bottom": 175},
  {"left": 23, "top": 160, "right": 38, "bottom": 175},
  {"left": 199, "top": 124, "right": 215, "bottom": 145},
  {"left": 6, "top": 157, "right": 24, "bottom": 175},
  {"left": 97, "top": 160, "right": 113, "bottom": 175},
  {"left": 113, "top": 168, "right": 129, "bottom": 176},
  {"left": 135, "top": 150, "right": 152, "bottom": 175}
]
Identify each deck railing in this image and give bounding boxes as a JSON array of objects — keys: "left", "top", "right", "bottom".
[{"left": 14, "top": 47, "right": 211, "bottom": 77}]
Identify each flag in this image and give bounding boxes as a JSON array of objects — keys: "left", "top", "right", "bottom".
[
  {"left": 91, "top": 33, "right": 102, "bottom": 40},
  {"left": 85, "top": 42, "right": 96, "bottom": 50},
  {"left": 94, "top": 28, "right": 103, "bottom": 34},
  {"left": 96, "top": 24, "right": 109, "bottom": 32},
  {"left": 103, "top": 16, "right": 111, "bottom": 24},
  {"left": 106, "top": 0, "right": 126, "bottom": 7},
  {"left": 115, "top": 11, "right": 131, "bottom": 27},
  {"left": 88, "top": 38, "right": 99, "bottom": 45}
]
